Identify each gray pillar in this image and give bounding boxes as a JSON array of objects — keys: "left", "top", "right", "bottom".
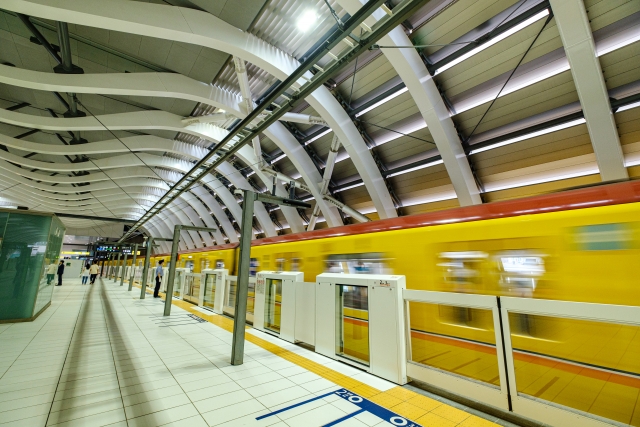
[
  {"left": 120, "top": 253, "right": 128, "bottom": 286},
  {"left": 231, "top": 190, "right": 256, "bottom": 365},
  {"left": 114, "top": 252, "right": 121, "bottom": 282},
  {"left": 140, "top": 238, "right": 153, "bottom": 299},
  {"left": 128, "top": 244, "right": 138, "bottom": 291},
  {"left": 163, "top": 226, "right": 182, "bottom": 316}
]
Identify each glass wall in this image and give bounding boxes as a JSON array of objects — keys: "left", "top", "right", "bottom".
[{"left": 0, "top": 210, "right": 65, "bottom": 322}]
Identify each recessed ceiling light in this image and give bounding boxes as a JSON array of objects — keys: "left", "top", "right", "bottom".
[{"left": 297, "top": 10, "right": 318, "bottom": 32}]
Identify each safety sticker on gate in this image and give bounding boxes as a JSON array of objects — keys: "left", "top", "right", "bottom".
[{"left": 256, "top": 388, "right": 422, "bottom": 427}]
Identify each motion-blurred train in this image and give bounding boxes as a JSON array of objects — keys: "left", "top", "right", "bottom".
[{"left": 114, "top": 180, "right": 640, "bottom": 412}]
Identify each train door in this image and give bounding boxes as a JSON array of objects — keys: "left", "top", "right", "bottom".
[{"left": 336, "top": 284, "right": 370, "bottom": 366}]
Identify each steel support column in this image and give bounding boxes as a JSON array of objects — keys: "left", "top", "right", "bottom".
[
  {"left": 140, "top": 240, "right": 151, "bottom": 299},
  {"left": 119, "top": 253, "right": 128, "bottom": 286},
  {"left": 549, "top": 0, "right": 628, "bottom": 182},
  {"left": 114, "top": 253, "right": 121, "bottom": 282},
  {"left": 164, "top": 225, "right": 217, "bottom": 316},
  {"left": 128, "top": 243, "right": 138, "bottom": 291},
  {"left": 231, "top": 190, "right": 310, "bottom": 365},
  {"left": 230, "top": 191, "right": 255, "bottom": 366}
]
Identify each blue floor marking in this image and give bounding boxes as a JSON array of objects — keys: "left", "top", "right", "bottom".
[
  {"left": 256, "top": 388, "right": 423, "bottom": 426},
  {"left": 322, "top": 409, "right": 365, "bottom": 427},
  {"left": 255, "top": 390, "right": 336, "bottom": 420}
]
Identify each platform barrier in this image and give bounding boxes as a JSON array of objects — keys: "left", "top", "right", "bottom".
[
  {"left": 201, "top": 268, "right": 228, "bottom": 313},
  {"left": 316, "top": 273, "right": 407, "bottom": 384},
  {"left": 172, "top": 268, "right": 189, "bottom": 299},
  {"left": 403, "top": 290, "right": 640, "bottom": 427},
  {"left": 253, "top": 271, "right": 304, "bottom": 343},
  {"left": 223, "top": 276, "right": 256, "bottom": 323}
]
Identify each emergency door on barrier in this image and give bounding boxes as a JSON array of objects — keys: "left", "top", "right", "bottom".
[
  {"left": 173, "top": 268, "right": 189, "bottom": 299},
  {"left": 182, "top": 272, "right": 201, "bottom": 305},
  {"left": 201, "top": 269, "right": 228, "bottom": 313},
  {"left": 315, "top": 273, "right": 407, "bottom": 384},
  {"left": 254, "top": 271, "right": 304, "bottom": 343}
]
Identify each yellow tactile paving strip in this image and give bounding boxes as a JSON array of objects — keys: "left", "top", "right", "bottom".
[{"left": 132, "top": 282, "right": 498, "bottom": 426}]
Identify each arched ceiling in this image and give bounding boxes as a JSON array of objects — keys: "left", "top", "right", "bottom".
[{"left": 0, "top": 0, "right": 638, "bottom": 249}]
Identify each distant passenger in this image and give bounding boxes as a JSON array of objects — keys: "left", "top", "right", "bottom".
[
  {"left": 56, "top": 260, "right": 64, "bottom": 286},
  {"left": 154, "top": 260, "right": 164, "bottom": 298},
  {"left": 89, "top": 262, "right": 99, "bottom": 284},
  {"left": 80, "top": 264, "right": 90, "bottom": 285},
  {"left": 46, "top": 262, "right": 57, "bottom": 285}
]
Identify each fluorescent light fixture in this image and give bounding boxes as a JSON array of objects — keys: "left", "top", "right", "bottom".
[
  {"left": 354, "top": 87, "right": 408, "bottom": 118},
  {"left": 402, "top": 193, "right": 457, "bottom": 208},
  {"left": 302, "top": 196, "right": 314, "bottom": 202},
  {"left": 617, "top": 101, "right": 640, "bottom": 113},
  {"left": 435, "top": 9, "right": 550, "bottom": 75},
  {"left": 305, "top": 129, "right": 332, "bottom": 145},
  {"left": 468, "top": 118, "right": 586, "bottom": 154},
  {"left": 484, "top": 168, "right": 599, "bottom": 192},
  {"left": 297, "top": 10, "right": 318, "bottom": 32},
  {"left": 270, "top": 153, "right": 287, "bottom": 164},
  {"left": 333, "top": 182, "right": 365, "bottom": 193},
  {"left": 246, "top": 170, "right": 255, "bottom": 177},
  {"left": 386, "top": 159, "right": 444, "bottom": 178}
]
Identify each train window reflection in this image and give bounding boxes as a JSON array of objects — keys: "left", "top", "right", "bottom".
[
  {"left": 495, "top": 251, "right": 545, "bottom": 297},
  {"left": 438, "top": 251, "right": 487, "bottom": 291},
  {"left": 325, "top": 253, "right": 390, "bottom": 274}
]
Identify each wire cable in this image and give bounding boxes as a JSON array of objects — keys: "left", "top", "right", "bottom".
[{"left": 466, "top": 11, "right": 553, "bottom": 142}]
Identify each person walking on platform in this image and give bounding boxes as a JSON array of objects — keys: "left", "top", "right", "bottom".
[
  {"left": 56, "top": 260, "right": 65, "bottom": 286},
  {"left": 46, "top": 262, "right": 57, "bottom": 285},
  {"left": 154, "top": 260, "right": 164, "bottom": 298},
  {"left": 89, "top": 261, "right": 99, "bottom": 284},
  {"left": 80, "top": 264, "right": 90, "bottom": 285}
]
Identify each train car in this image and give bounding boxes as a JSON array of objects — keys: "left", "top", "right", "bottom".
[{"left": 146, "top": 181, "right": 640, "bottom": 396}]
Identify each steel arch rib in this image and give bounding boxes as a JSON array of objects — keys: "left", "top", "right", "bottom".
[
  {"left": 0, "top": 0, "right": 396, "bottom": 219},
  {"left": 335, "top": 0, "right": 481, "bottom": 206},
  {"left": 0, "top": 161, "right": 224, "bottom": 245},
  {"left": 0, "top": 128, "right": 305, "bottom": 233},
  {"left": 0, "top": 65, "right": 339, "bottom": 227},
  {"left": 0, "top": 109, "right": 276, "bottom": 236}
]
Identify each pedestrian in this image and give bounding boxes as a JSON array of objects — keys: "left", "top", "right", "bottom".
[
  {"left": 46, "top": 262, "right": 57, "bottom": 285},
  {"left": 154, "top": 260, "right": 164, "bottom": 298},
  {"left": 89, "top": 261, "right": 99, "bottom": 284},
  {"left": 56, "top": 260, "right": 65, "bottom": 286},
  {"left": 80, "top": 264, "right": 90, "bottom": 285}
]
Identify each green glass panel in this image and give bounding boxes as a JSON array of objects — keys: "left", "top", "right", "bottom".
[
  {"left": 33, "top": 215, "right": 65, "bottom": 315},
  {"left": 0, "top": 212, "right": 52, "bottom": 321}
]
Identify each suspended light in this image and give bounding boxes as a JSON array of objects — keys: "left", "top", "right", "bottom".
[{"left": 297, "top": 10, "right": 318, "bottom": 32}]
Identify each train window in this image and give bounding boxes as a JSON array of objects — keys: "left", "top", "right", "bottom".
[
  {"left": 438, "top": 251, "right": 487, "bottom": 291},
  {"left": 249, "top": 257, "right": 259, "bottom": 277},
  {"left": 324, "top": 253, "right": 390, "bottom": 274},
  {"left": 291, "top": 257, "right": 301, "bottom": 272},
  {"left": 215, "top": 259, "right": 224, "bottom": 269},
  {"left": 275, "top": 257, "right": 285, "bottom": 272},
  {"left": 494, "top": 251, "right": 546, "bottom": 297},
  {"left": 575, "top": 223, "right": 632, "bottom": 251}
]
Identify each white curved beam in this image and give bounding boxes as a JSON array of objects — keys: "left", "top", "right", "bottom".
[
  {"left": 0, "top": 66, "right": 340, "bottom": 227},
  {"left": 0, "top": 133, "right": 208, "bottom": 158},
  {"left": 235, "top": 145, "right": 304, "bottom": 233},
  {"left": 0, "top": 0, "right": 396, "bottom": 219},
  {"left": 216, "top": 161, "right": 277, "bottom": 236},
  {"left": 189, "top": 186, "right": 238, "bottom": 243},
  {"left": 0, "top": 128, "right": 305, "bottom": 233},
  {"left": 0, "top": 108, "right": 275, "bottom": 236},
  {"left": 336, "top": 0, "right": 481, "bottom": 207}
]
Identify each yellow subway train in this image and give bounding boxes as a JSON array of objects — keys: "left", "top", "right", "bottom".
[{"left": 114, "top": 181, "right": 640, "bottom": 425}]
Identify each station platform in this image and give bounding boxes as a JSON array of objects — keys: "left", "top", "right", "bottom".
[{"left": 0, "top": 278, "right": 513, "bottom": 427}]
